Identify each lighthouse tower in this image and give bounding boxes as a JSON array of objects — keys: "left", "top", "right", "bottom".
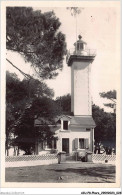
[{"left": 67, "top": 35, "right": 96, "bottom": 116}]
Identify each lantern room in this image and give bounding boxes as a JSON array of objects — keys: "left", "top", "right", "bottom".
[{"left": 74, "top": 35, "right": 87, "bottom": 55}]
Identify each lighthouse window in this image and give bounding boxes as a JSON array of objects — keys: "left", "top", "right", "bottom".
[
  {"left": 80, "top": 43, "right": 83, "bottom": 49},
  {"left": 63, "top": 121, "right": 68, "bottom": 130},
  {"left": 77, "top": 43, "right": 83, "bottom": 50},
  {"left": 77, "top": 43, "right": 82, "bottom": 50},
  {"left": 77, "top": 43, "right": 79, "bottom": 50}
]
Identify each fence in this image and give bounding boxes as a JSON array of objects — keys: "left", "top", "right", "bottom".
[
  {"left": 92, "top": 154, "right": 116, "bottom": 164},
  {"left": 5, "top": 153, "right": 116, "bottom": 168},
  {"left": 5, "top": 154, "right": 58, "bottom": 168}
]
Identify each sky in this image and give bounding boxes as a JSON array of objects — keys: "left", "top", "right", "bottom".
[{"left": 6, "top": 6, "right": 120, "bottom": 112}]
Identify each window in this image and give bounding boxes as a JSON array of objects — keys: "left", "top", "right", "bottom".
[
  {"left": 79, "top": 138, "right": 89, "bottom": 149},
  {"left": 86, "top": 128, "right": 90, "bottom": 131},
  {"left": 77, "top": 43, "right": 80, "bottom": 50},
  {"left": 79, "top": 139, "right": 85, "bottom": 149},
  {"left": 63, "top": 121, "right": 68, "bottom": 130},
  {"left": 47, "top": 141, "right": 52, "bottom": 149},
  {"left": 80, "top": 43, "right": 83, "bottom": 50},
  {"left": 77, "top": 43, "right": 83, "bottom": 50}
]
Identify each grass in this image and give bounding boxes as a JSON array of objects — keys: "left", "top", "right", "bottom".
[{"left": 6, "top": 162, "right": 115, "bottom": 183}]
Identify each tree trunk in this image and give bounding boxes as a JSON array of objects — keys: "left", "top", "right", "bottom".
[
  {"left": 17, "top": 146, "right": 19, "bottom": 156},
  {"left": 6, "top": 148, "right": 9, "bottom": 156},
  {"left": 5, "top": 139, "right": 9, "bottom": 156},
  {"left": 14, "top": 146, "right": 16, "bottom": 156}
]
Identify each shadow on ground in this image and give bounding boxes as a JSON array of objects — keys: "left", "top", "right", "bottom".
[
  {"left": 5, "top": 163, "right": 115, "bottom": 183},
  {"left": 47, "top": 165, "right": 115, "bottom": 183}
]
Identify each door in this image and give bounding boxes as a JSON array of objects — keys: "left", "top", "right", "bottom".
[{"left": 62, "top": 138, "right": 69, "bottom": 154}]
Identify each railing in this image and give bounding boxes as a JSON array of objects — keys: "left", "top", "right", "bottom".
[{"left": 66, "top": 48, "right": 96, "bottom": 63}]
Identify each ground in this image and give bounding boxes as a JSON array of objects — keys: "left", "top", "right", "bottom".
[{"left": 5, "top": 162, "right": 115, "bottom": 183}]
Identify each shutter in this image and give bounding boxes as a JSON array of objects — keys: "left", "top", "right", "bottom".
[
  {"left": 85, "top": 139, "right": 89, "bottom": 149},
  {"left": 75, "top": 138, "right": 78, "bottom": 149}
]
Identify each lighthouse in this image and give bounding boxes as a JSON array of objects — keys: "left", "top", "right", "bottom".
[
  {"left": 67, "top": 35, "right": 96, "bottom": 116},
  {"left": 35, "top": 35, "right": 96, "bottom": 156}
]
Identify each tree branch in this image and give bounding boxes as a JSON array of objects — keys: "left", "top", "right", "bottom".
[
  {"left": 109, "top": 98, "right": 116, "bottom": 103},
  {"left": 6, "top": 58, "right": 32, "bottom": 79},
  {"left": 6, "top": 47, "right": 35, "bottom": 54}
]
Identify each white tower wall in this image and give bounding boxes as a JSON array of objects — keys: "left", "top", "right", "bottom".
[{"left": 71, "top": 61, "right": 92, "bottom": 116}]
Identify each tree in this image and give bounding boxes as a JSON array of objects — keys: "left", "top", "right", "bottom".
[
  {"left": 6, "top": 7, "right": 67, "bottom": 79},
  {"left": 92, "top": 104, "right": 116, "bottom": 143},
  {"left": 6, "top": 71, "right": 55, "bottom": 155},
  {"left": 100, "top": 90, "right": 116, "bottom": 113},
  {"left": 6, "top": 71, "right": 27, "bottom": 155},
  {"left": 6, "top": 71, "right": 54, "bottom": 113},
  {"left": 55, "top": 94, "right": 71, "bottom": 114},
  {"left": 13, "top": 97, "right": 60, "bottom": 154},
  {"left": 21, "top": 77, "right": 54, "bottom": 101},
  {"left": 67, "top": 7, "right": 82, "bottom": 16}
]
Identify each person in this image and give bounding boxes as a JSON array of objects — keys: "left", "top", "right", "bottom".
[
  {"left": 107, "top": 146, "right": 112, "bottom": 155},
  {"left": 100, "top": 143, "right": 106, "bottom": 154},
  {"left": 95, "top": 142, "right": 100, "bottom": 154},
  {"left": 98, "top": 141, "right": 102, "bottom": 154}
]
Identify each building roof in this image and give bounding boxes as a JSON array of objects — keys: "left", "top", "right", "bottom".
[
  {"left": 35, "top": 115, "right": 96, "bottom": 128},
  {"left": 56, "top": 115, "right": 96, "bottom": 128},
  {"left": 74, "top": 35, "right": 87, "bottom": 45},
  {"left": 69, "top": 116, "right": 96, "bottom": 127},
  {"left": 74, "top": 39, "right": 87, "bottom": 45}
]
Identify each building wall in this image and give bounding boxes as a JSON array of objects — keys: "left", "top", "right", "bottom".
[
  {"left": 71, "top": 61, "right": 92, "bottom": 116},
  {"left": 56, "top": 129, "right": 92, "bottom": 155},
  {"left": 90, "top": 128, "right": 94, "bottom": 152},
  {"left": 35, "top": 126, "right": 94, "bottom": 155}
]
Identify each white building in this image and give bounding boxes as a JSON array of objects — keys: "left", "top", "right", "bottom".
[{"left": 35, "top": 35, "right": 96, "bottom": 157}]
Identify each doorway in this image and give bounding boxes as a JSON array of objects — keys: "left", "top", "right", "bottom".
[{"left": 62, "top": 138, "right": 69, "bottom": 154}]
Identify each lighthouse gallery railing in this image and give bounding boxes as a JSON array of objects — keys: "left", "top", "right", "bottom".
[{"left": 66, "top": 48, "right": 96, "bottom": 63}]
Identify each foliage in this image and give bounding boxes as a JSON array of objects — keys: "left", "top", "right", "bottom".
[
  {"left": 100, "top": 90, "right": 116, "bottom": 100},
  {"left": 13, "top": 107, "right": 35, "bottom": 155},
  {"left": 100, "top": 90, "right": 116, "bottom": 112},
  {"left": 67, "top": 7, "right": 83, "bottom": 16},
  {"left": 6, "top": 71, "right": 28, "bottom": 155},
  {"left": 6, "top": 7, "right": 67, "bottom": 79},
  {"left": 32, "top": 97, "right": 60, "bottom": 119},
  {"left": 92, "top": 104, "right": 116, "bottom": 142},
  {"left": 21, "top": 78, "right": 54, "bottom": 99},
  {"left": 6, "top": 71, "right": 27, "bottom": 103},
  {"left": 6, "top": 71, "right": 54, "bottom": 120},
  {"left": 55, "top": 94, "right": 71, "bottom": 115}
]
